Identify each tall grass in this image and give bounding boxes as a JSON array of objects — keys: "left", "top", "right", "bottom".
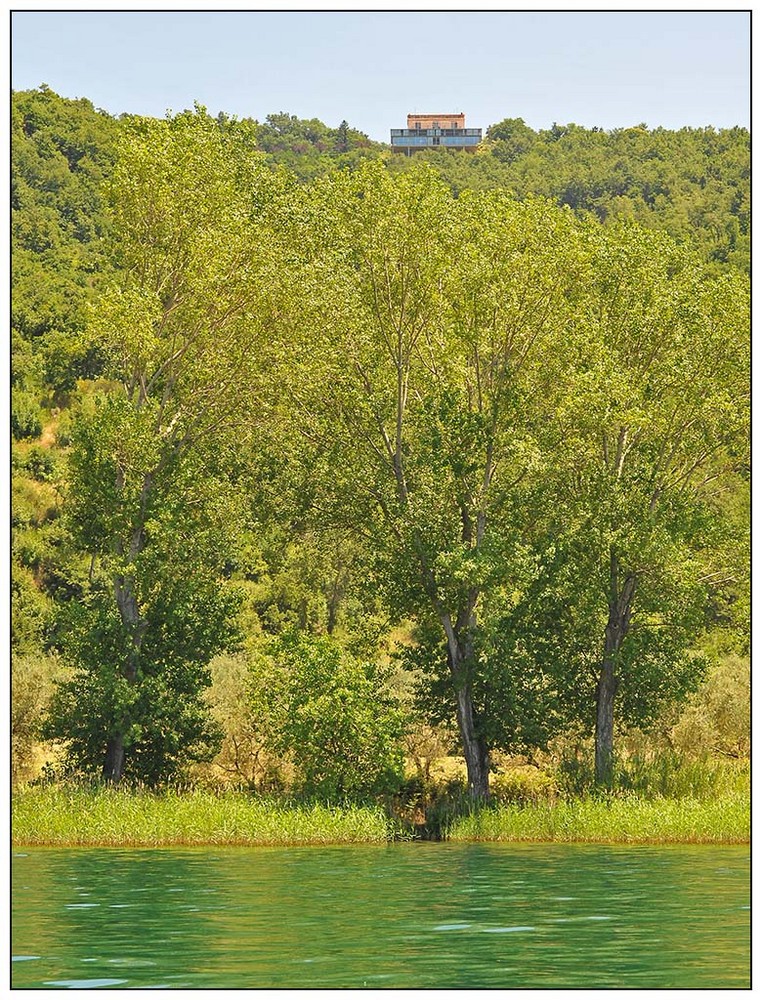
[
  {"left": 12, "top": 784, "right": 393, "bottom": 847},
  {"left": 555, "top": 749, "right": 749, "bottom": 801},
  {"left": 13, "top": 760, "right": 750, "bottom": 848},
  {"left": 610, "top": 754, "right": 749, "bottom": 800},
  {"left": 446, "top": 793, "right": 750, "bottom": 844}
]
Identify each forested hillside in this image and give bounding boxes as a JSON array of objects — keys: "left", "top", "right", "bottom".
[
  {"left": 391, "top": 118, "right": 750, "bottom": 274},
  {"left": 11, "top": 87, "right": 749, "bottom": 804}
]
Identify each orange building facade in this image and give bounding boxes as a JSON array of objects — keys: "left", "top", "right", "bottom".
[{"left": 406, "top": 113, "right": 466, "bottom": 130}]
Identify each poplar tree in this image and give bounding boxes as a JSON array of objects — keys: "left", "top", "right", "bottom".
[
  {"left": 285, "top": 163, "right": 586, "bottom": 798},
  {"left": 542, "top": 226, "right": 749, "bottom": 784},
  {"left": 47, "top": 108, "right": 283, "bottom": 782}
]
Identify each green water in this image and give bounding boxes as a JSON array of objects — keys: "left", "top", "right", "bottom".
[{"left": 12, "top": 843, "right": 749, "bottom": 989}]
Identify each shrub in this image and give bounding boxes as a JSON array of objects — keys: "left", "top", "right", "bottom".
[
  {"left": 263, "top": 632, "right": 405, "bottom": 800},
  {"left": 197, "top": 652, "right": 289, "bottom": 790},
  {"left": 12, "top": 652, "right": 67, "bottom": 784},
  {"left": 11, "top": 564, "right": 54, "bottom": 653},
  {"left": 23, "top": 445, "right": 56, "bottom": 481},
  {"left": 11, "top": 476, "right": 59, "bottom": 528},
  {"left": 403, "top": 719, "right": 453, "bottom": 785},
  {"left": 11, "top": 392, "right": 42, "bottom": 440},
  {"left": 671, "top": 654, "right": 750, "bottom": 759},
  {"left": 55, "top": 409, "right": 73, "bottom": 446},
  {"left": 491, "top": 766, "right": 558, "bottom": 804}
]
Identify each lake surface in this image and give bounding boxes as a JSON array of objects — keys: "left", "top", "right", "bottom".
[{"left": 12, "top": 843, "right": 749, "bottom": 989}]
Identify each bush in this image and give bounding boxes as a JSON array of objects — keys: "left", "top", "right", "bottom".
[
  {"left": 11, "top": 392, "right": 42, "bottom": 440},
  {"left": 197, "top": 652, "right": 289, "bottom": 790},
  {"left": 11, "top": 476, "right": 59, "bottom": 528},
  {"left": 55, "top": 409, "right": 73, "bottom": 446},
  {"left": 263, "top": 632, "right": 405, "bottom": 800},
  {"left": 23, "top": 445, "right": 56, "bottom": 482},
  {"left": 13, "top": 527, "right": 50, "bottom": 571},
  {"left": 403, "top": 719, "right": 453, "bottom": 785},
  {"left": 491, "top": 766, "right": 558, "bottom": 804},
  {"left": 11, "top": 564, "right": 54, "bottom": 653},
  {"left": 671, "top": 654, "right": 750, "bottom": 759},
  {"left": 12, "top": 652, "right": 67, "bottom": 784}
]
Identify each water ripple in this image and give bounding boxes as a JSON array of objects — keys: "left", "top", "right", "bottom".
[
  {"left": 13, "top": 844, "right": 749, "bottom": 989},
  {"left": 482, "top": 926, "right": 535, "bottom": 933},
  {"left": 44, "top": 978, "right": 128, "bottom": 989}
]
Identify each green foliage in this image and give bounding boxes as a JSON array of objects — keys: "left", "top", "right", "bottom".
[
  {"left": 395, "top": 121, "right": 749, "bottom": 274},
  {"left": 199, "top": 652, "right": 286, "bottom": 790},
  {"left": 12, "top": 86, "right": 118, "bottom": 401},
  {"left": 612, "top": 753, "right": 749, "bottom": 800},
  {"left": 259, "top": 632, "right": 405, "bottom": 799},
  {"left": 486, "top": 117, "right": 538, "bottom": 163},
  {"left": 256, "top": 111, "right": 384, "bottom": 181},
  {"left": 43, "top": 579, "right": 237, "bottom": 784},
  {"left": 671, "top": 654, "right": 750, "bottom": 758},
  {"left": 401, "top": 616, "right": 561, "bottom": 755},
  {"left": 10, "top": 89, "right": 749, "bottom": 803},
  {"left": 20, "top": 444, "right": 57, "bottom": 481},
  {"left": 11, "top": 563, "right": 55, "bottom": 652},
  {"left": 39, "top": 105, "right": 288, "bottom": 783},
  {"left": 12, "top": 652, "right": 68, "bottom": 784},
  {"left": 487, "top": 537, "right": 710, "bottom": 737},
  {"left": 11, "top": 392, "right": 43, "bottom": 440},
  {"left": 490, "top": 766, "right": 557, "bottom": 804},
  {"left": 46, "top": 391, "right": 247, "bottom": 783}
]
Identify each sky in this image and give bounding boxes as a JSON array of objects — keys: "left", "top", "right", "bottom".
[{"left": 11, "top": 11, "right": 751, "bottom": 140}]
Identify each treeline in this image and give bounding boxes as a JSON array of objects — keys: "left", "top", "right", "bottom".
[
  {"left": 393, "top": 118, "right": 750, "bottom": 274},
  {"left": 11, "top": 88, "right": 750, "bottom": 800}
]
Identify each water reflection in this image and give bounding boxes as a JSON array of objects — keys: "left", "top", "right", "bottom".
[{"left": 12, "top": 843, "right": 749, "bottom": 988}]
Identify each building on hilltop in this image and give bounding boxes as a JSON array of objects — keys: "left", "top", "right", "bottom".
[{"left": 390, "top": 113, "right": 482, "bottom": 154}]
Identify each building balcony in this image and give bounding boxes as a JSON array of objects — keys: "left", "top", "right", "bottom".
[
  {"left": 391, "top": 128, "right": 482, "bottom": 138},
  {"left": 390, "top": 131, "right": 482, "bottom": 153}
]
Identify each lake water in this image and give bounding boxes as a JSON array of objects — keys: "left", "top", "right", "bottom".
[{"left": 12, "top": 843, "right": 749, "bottom": 989}]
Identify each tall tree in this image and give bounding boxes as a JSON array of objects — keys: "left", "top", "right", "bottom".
[
  {"left": 549, "top": 225, "right": 749, "bottom": 784},
  {"left": 50, "top": 107, "right": 283, "bottom": 782},
  {"left": 284, "top": 162, "right": 587, "bottom": 798}
]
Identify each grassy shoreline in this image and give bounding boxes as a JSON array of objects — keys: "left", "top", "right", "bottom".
[
  {"left": 12, "top": 784, "right": 749, "bottom": 847},
  {"left": 445, "top": 794, "right": 750, "bottom": 845},
  {"left": 11, "top": 786, "right": 393, "bottom": 847}
]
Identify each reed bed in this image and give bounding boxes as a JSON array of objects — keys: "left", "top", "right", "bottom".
[
  {"left": 12, "top": 785, "right": 392, "bottom": 847},
  {"left": 446, "top": 793, "right": 750, "bottom": 844},
  {"left": 13, "top": 782, "right": 750, "bottom": 848}
]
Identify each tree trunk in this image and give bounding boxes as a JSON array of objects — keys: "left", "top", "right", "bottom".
[
  {"left": 595, "top": 654, "right": 618, "bottom": 787},
  {"left": 455, "top": 682, "right": 490, "bottom": 800},
  {"left": 102, "top": 734, "right": 126, "bottom": 783},
  {"left": 102, "top": 549, "right": 146, "bottom": 782},
  {"left": 444, "top": 624, "right": 490, "bottom": 800},
  {"left": 594, "top": 550, "right": 636, "bottom": 786}
]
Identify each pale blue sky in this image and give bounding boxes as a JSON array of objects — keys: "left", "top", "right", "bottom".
[{"left": 11, "top": 11, "right": 750, "bottom": 140}]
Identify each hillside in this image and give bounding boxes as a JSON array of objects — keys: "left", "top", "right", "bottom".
[{"left": 11, "top": 86, "right": 749, "bottom": 793}]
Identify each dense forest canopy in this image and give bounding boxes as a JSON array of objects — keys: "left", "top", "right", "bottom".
[{"left": 12, "top": 87, "right": 749, "bottom": 798}]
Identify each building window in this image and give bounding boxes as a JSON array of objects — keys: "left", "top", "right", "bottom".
[
  {"left": 433, "top": 137, "right": 440, "bottom": 146},
  {"left": 415, "top": 121, "right": 421, "bottom": 130}
]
